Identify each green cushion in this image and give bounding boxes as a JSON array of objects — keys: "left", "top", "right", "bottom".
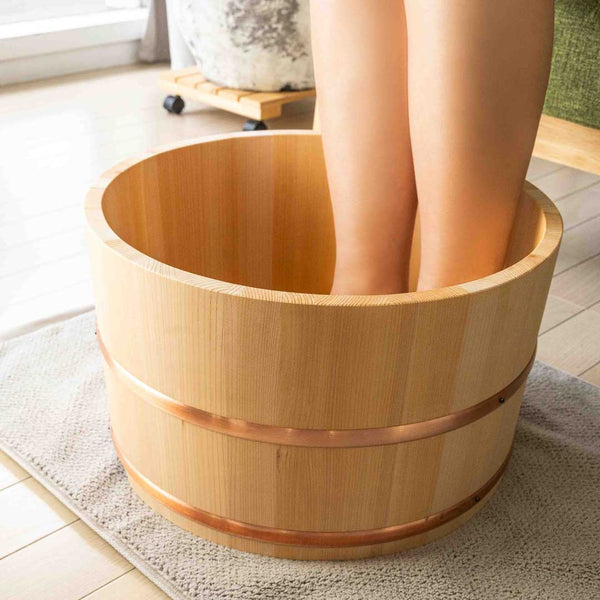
[{"left": 543, "top": 0, "right": 600, "bottom": 129}]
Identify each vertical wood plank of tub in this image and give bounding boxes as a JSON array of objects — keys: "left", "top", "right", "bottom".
[
  {"left": 272, "top": 133, "right": 335, "bottom": 294},
  {"left": 229, "top": 135, "right": 276, "bottom": 290},
  {"left": 430, "top": 381, "right": 525, "bottom": 514},
  {"left": 447, "top": 270, "right": 537, "bottom": 414},
  {"left": 270, "top": 444, "right": 391, "bottom": 531},
  {"left": 127, "top": 471, "right": 502, "bottom": 560},
  {"left": 450, "top": 185, "right": 561, "bottom": 414},
  {"left": 108, "top": 367, "right": 280, "bottom": 527}
]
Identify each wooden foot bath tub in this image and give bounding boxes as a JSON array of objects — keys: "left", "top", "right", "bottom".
[{"left": 85, "top": 131, "right": 562, "bottom": 559}]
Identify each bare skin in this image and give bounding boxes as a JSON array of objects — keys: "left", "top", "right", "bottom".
[
  {"left": 310, "top": 0, "right": 554, "bottom": 293},
  {"left": 309, "top": 0, "right": 417, "bottom": 294}
]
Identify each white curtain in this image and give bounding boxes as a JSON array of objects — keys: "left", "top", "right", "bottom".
[{"left": 138, "top": 0, "right": 171, "bottom": 62}]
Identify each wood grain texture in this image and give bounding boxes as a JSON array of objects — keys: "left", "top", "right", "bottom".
[
  {"left": 0, "top": 521, "right": 131, "bottom": 600},
  {"left": 555, "top": 182, "right": 600, "bottom": 230},
  {"left": 85, "top": 131, "right": 561, "bottom": 559},
  {"left": 533, "top": 114, "right": 600, "bottom": 176},
  {"left": 526, "top": 156, "right": 562, "bottom": 181},
  {"left": 551, "top": 255, "right": 600, "bottom": 309},
  {"left": 539, "top": 295, "right": 583, "bottom": 334},
  {"left": 533, "top": 166, "right": 599, "bottom": 202},
  {"left": 0, "top": 452, "right": 29, "bottom": 491},
  {"left": 538, "top": 308, "right": 600, "bottom": 375},
  {"left": 580, "top": 362, "right": 600, "bottom": 387},
  {"left": 131, "top": 476, "right": 503, "bottom": 560},
  {"left": 99, "top": 329, "right": 534, "bottom": 448},
  {"left": 159, "top": 67, "right": 315, "bottom": 121},
  {"left": 82, "top": 570, "right": 170, "bottom": 600},
  {"left": 0, "top": 478, "right": 77, "bottom": 558},
  {"left": 553, "top": 216, "right": 600, "bottom": 275}
]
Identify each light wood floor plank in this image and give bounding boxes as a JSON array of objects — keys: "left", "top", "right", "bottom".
[
  {"left": 580, "top": 362, "right": 600, "bottom": 387},
  {"left": 0, "top": 478, "right": 77, "bottom": 558},
  {"left": 0, "top": 282, "right": 93, "bottom": 341},
  {"left": 0, "top": 230, "right": 86, "bottom": 277},
  {"left": 0, "top": 206, "right": 83, "bottom": 249},
  {"left": 1, "top": 254, "right": 90, "bottom": 307},
  {"left": 0, "top": 66, "right": 165, "bottom": 118},
  {"left": 526, "top": 156, "right": 562, "bottom": 181},
  {"left": 537, "top": 309, "right": 600, "bottom": 375},
  {"left": 81, "top": 569, "right": 170, "bottom": 600},
  {"left": 550, "top": 255, "right": 600, "bottom": 309},
  {"left": 0, "top": 452, "right": 29, "bottom": 491},
  {"left": 554, "top": 182, "right": 600, "bottom": 231},
  {"left": 538, "top": 294, "right": 584, "bottom": 334},
  {"left": 533, "top": 166, "right": 600, "bottom": 202},
  {"left": 0, "top": 521, "right": 132, "bottom": 600},
  {"left": 553, "top": 216, "right": 600, "bottom": 275},
  {"left": 0, "top": 176, "right": 91, "bottom": 222}
]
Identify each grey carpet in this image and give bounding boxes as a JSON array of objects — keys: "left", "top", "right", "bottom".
[{"left": 1, "top": 311, "right": 599, "bottom": 600}]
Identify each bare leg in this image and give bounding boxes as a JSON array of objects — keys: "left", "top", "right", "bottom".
[
  {"left": 310, "top": 0, "right": 417, "bottom": 294},
  {"left": 404, "top": 0, "right": 554, "bottom": 290}
]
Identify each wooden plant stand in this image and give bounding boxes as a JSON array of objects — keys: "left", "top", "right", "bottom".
[{"left": 159, "top": 66, "right": 316, "bottom": 131}]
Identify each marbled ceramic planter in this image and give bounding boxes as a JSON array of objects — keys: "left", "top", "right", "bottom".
[{"left": 176, "top": 0, "right": 314, "bottom": 91}]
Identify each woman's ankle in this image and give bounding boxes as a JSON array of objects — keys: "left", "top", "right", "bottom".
[{"left": 330, "top": 268, "right": 408, "bottom": 295}]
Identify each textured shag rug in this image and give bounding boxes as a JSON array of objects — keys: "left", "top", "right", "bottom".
[{"left": 1, "top": 311, "right": 599, "bottom": 600}]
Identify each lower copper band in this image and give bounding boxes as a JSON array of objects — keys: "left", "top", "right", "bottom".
[
  {"left": 97, "top": 328, "right": 534, "bottom": 448},
  {"left": 112, "top": 430, "right": 510, "bottom": 548}
]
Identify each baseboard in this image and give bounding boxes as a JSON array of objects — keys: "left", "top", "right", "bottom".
[{"left": 533, "top": 114, "right": 600, "bottom": 175}]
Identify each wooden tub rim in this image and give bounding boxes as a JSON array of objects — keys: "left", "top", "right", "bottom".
[{"left": 84, "top": 129, "right": 563, "bottom": 307}]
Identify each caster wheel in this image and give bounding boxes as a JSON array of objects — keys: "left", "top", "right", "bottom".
[
  {"left": 242, "top": 119, "right": 268, "bottom": 131},
  {"left": 163, "top": 95, "right": 185, "bottom": 114}
]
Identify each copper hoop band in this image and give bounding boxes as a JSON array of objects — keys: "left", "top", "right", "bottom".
[
  {"left": 112, "top": 429, "right": 510, "bottom": 548},
  {"left": 97, "top": 329, "right": 534, "bottom": 448}
]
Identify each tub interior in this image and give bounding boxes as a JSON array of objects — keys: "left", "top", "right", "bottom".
[{"left": 102, "top": 134, "right": 547, "bottom": 294}]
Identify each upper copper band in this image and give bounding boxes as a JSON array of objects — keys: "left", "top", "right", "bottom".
[
  {"left": 112, "top": 429, "right": 511, "bottom": 547},
  {"left": 97, "top": 329, "right": 534, "bottom": 448}
]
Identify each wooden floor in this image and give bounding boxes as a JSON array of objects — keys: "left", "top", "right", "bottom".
[{"left": 0, "top": 65, "right": 599, "bottom": 599}]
